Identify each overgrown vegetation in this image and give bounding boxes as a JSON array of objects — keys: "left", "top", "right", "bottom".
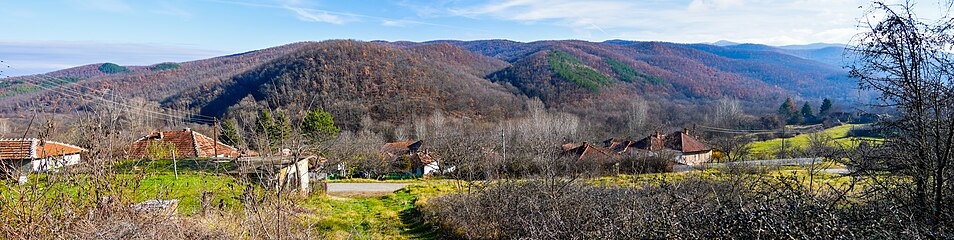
[
  {"left": 604, "top": 57, "right": 665, "bottom": 84},
  {"left": 546, "top": 50, "right": 612, "bottom": 91}
]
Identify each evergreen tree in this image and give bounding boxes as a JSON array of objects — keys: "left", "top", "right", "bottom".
[
  {"left": 218, "top": 119, "right": 242, "bottom": 147},
  {"left": 271, "top": 111, "right": 291, "bottom": 144},
  {"left": 801, "top": 102, "right": 814, "bottom": 118},
  {"left": 819, "top": 98, "right": 833, "bottom": 116},
  {"left": 255, "top": 110, "right": 274, "bottom": 138},
  {"left": 301, "top": 108, "right": 340, "bottom": 143},
  {"left": 255, "top": 110, "right": 290, "bottom": 148},
  {"left": 778, "top": 97, "right": 797, "bottom": 116},
  {"left": 800, "top": 102, "right": 814, "bottom": 124}
]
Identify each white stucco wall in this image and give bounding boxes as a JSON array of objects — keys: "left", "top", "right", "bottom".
[
  {"left": 423, "top": 161, "right": 440, "bottom": 175},
  {"left": 679, "top": 151, "right": 712, "bottom": 166},
  {"left": 31, "top": 154, "right": 81, "bottom": 172}
]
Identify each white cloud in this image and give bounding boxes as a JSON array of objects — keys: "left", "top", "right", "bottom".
[
  {"left": 448, "top": 0, "right": 873, "bottom": 45},
  {"left": 286, "top": 7, "right": 353, "bottom": 25},
  {"left": 0, "top": 41, "right": 228, "bottom": 77},
  {"left": 381, "top": 19, "right": 412, "bottom": 27},
  {"left": 152, "top": 1, "right": 193, "bottom": 18},
  {"left": 688, "top": 0, "right": 750, "bottom": 11}
]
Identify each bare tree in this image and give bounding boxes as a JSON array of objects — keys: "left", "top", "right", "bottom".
[
  {"left": 710, "top": 98, "right": 743, "bottom": 128},
  {"left": 849, "top": 0, "right": 954, "bottom": 229},
  {"left": 627, "top": 97, "right": 649, "bottom": 135},
  {"left": 711, "top": 134, "right": 754, "bottom": 162}
]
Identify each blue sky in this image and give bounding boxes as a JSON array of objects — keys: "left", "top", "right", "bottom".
[{"left": 0, "top": 0, "right": 927, "bottom": 76}]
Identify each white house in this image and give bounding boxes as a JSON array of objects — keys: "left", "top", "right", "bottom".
[{"left": 0, "top": 138, "right": 87, "bottom": 174}]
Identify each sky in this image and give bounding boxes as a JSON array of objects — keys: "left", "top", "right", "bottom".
[{"left": 0, "top": 0, "right": 940, "bottom": 76}]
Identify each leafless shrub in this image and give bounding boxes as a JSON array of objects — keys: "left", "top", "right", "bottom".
[{"left": 424, "top": 172, "right": 946, "bottom": 239}]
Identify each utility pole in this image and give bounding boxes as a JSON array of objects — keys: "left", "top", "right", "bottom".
[
  {"left": 780, "top": 125, "right": 786, "bottom": 159},
  {"left": 213, "top": 117, "right": 218, "bottom": 159},
  {"left": 172, "top": 149, "right": 178, "bottom": 180}
]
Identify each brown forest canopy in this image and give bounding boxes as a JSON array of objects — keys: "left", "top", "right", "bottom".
[{"left": 0, "top": 39, "right": 860, "bottom": 137}]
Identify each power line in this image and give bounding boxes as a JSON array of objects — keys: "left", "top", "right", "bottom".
[
  {"left": 1, "top": 64, "right": 218, "bottom": 121},
  {"left": 15, "top": 77, "right": 216, "bottom": 124},
  {"left": 1, "top": 64, "right": 218, "bottom": 124}
]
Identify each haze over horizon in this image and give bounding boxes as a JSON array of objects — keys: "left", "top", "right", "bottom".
[{"left": 0, "top": 0, "right": 944, "bottom": 76}]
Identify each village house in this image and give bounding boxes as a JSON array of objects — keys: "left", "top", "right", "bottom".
[
  {"left": 0, "top": 138, "right": 87, "bottom": 174},
  {"left": 129, "top": 128, "right": 242, "bottom": 159},
  {"left": 627, "top": 129, "right": 712, "bottom": 165},
  {"left": 561, "top": 142, "right": 621, "bottom": 164},
  {"left": 381, "top": 140, "right": 439, "bottom": 176}
]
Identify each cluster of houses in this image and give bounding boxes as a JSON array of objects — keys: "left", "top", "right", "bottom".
[
  {"left": 1, "top": 127, "right": 712, "bottom": 184},
  {"left": 562, "top": 128, "right": 713, "bottom": 166}
]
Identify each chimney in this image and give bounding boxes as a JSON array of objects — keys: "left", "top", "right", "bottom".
[
  {"left": 184, "top": 127, "right": 191, "bottom": 132},
  {"left": 684, "top": 128, "right": 689, "bottom": 135}
]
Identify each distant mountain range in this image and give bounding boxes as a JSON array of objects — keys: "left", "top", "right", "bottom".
[
  {"left": 0, "top": 39, "right": 858, "bottom": 129},
  {"left": 709, "top": 40, "right": 848, "bottom": 67}
]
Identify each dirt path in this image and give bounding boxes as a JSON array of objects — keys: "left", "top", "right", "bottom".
[{"left": 325, "top": 183, "right": 411, "bottom": 197}]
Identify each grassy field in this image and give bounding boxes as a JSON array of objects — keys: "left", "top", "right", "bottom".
[
  {"left": 749, "top": 124, "right": 881, "bottom": 159},
  {"left": 5, "top": 158, "right": 864, "bottom": 239},
  {"left": 302, "top": 181, "right": 461, "bottom": 239}
]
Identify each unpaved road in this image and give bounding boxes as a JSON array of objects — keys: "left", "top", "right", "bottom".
[{"left": 326, "top": 183, "right": 410, "bottom": 195}]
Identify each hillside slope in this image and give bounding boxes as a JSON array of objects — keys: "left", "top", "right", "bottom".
[
  {"left": 165, "top": 40, "right": 526, "bottom": 130},
  {"left": 0, "top": 42, "right": 310, "bottom": 113}
]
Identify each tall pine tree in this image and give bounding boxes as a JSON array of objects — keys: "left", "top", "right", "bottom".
[
  {"left": 801, "top": 102, "right": 814, "bottom": 124},
  {"left": 819, "top": 98, "right": 833, "bottom": 116},
  {"left": 218, "top": 119, "right": 243, "bottom": 147},
  {"left": 778, "top": 97, "right": 797, "bottom": 116},
  {"left": 301, "top": 108, "right": 340, "bottom": 143}
]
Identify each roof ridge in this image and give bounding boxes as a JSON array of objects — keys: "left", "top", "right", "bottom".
[
  {"left": 189, "top": 129, "right": 201, "bottom": 158},
  {"left": 0, "top": 138, "right": 87, "bottom": 152},
  {"left": 0, "top": 138, "right": 39, "bottom": 141},
  {"left": 41, "top": 140, "right": 89, "bottom": 152},
  {"left": 190, "top": 129, "right": 238, "bottom": 151}
]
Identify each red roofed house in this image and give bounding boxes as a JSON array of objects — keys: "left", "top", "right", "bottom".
[
  {"left": 130, "top": 128, "right": 241, "bottom": 159},
  {"left": 561, "top": 142, "right": 621, "bottom": 164},
  {"left": 382, "top": 140, "right": 438, "bottom": 176},
  {"left": 0, "top": 138, "right": 87, "bottom": 173},
  {"left": 630, "top": 129, "right": 712, "bottom": 165}
]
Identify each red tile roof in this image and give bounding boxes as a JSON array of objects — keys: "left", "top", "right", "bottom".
[
  {"left": 0, "top": 138, "right": 86, "bottom": 160},
  {"left": 562, "top": 142, "right": 621, "bottom": 164},
  {"left": 631, "top": 131, "right": 711, "bottom": 154},
  {"left": 130, "top": 129, "right": 239, "bottom": 159},
  {"left": 381, "top": 140, "right": 434, "bottom": 164}
]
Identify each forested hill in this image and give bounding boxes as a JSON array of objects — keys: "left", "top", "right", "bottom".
[
  {"left": 0, "top": 42, "right": 310, "bottom": 112},
  {"left": 165, "top": 40, "right": 525, "bottom": 130},
  {"left": 0, "top": 39, "right": 856, "bottom": 131}
]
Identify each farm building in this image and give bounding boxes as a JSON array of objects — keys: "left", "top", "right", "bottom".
[
  {"left": 629, "top": 129, "right": 712, "bottom": 165},
  {"left": 382, "top": 140, "right": 439, "bottom": 176},
  {"left": 0, "top": 138, "right": 87, "bottom": 174},
  {"left": 129, "top": 128, "right": 242, "bottom": 159}
]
